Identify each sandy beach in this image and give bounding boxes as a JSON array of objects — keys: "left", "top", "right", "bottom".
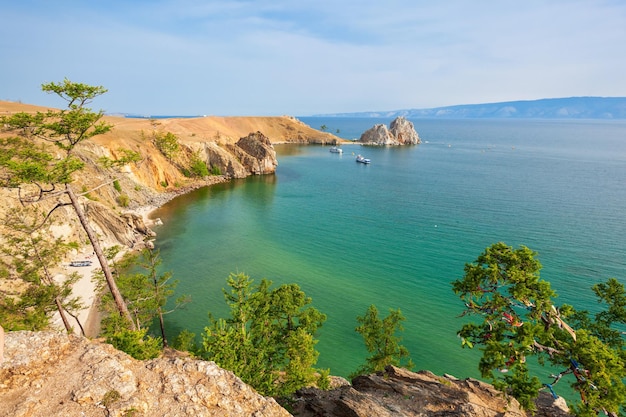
[{"left": 51, "top": 205, "right": 160, "bottom": 337}]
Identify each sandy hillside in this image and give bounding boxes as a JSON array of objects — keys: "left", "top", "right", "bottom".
[{"left": 1, "top": 100, "right": 344, "bottom": 147}]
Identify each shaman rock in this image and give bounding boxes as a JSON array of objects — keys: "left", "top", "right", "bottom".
[
  {"left": 390, "top": 116, "right": 420, "bottom": 144},
  {"left": 359, "top": 116, "right": 420, "bottom": 145}
]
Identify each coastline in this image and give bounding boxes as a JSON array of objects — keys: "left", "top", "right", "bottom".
[{"left": 60, "top": 175, "right": 231, "bottom": 338}]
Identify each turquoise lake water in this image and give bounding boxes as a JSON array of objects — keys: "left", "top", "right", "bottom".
[{"left": 150, "top": 118, "right": 626, "bottom": 382}]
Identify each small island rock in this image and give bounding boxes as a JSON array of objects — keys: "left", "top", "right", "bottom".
[{"left": 359, "top": 116, "right": 420, "bottom": 145}]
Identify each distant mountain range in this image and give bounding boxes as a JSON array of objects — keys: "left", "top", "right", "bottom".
[{"left": 315, "top": 97, "right": 626, "bottom": 119}]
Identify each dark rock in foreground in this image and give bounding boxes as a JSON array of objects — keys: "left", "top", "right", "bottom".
[{"left": 291, "top": 365, "right": 572, "bottom": 417}]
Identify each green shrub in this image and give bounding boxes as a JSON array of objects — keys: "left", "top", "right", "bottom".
[
  {"left": 106, "top": 328, "right": 162, "bottom": 360},
  {"left": 173, "top": 329, "right": 199, "bottom": 355},
  {"left": 189, "top": 158, "right": 209, "bottom": 177},
  {"left": 113, "top": 180, "right": 122, "bottom": 192},
  {"left": 117, "top": 194, "right": 130, "bottom": 207},
  {"left": 154, "top": 132, "right": 180, "bottom": 160}
]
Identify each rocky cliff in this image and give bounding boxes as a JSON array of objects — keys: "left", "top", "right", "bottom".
[
  {"left": 0, "top": 331, "right": 573, "bottom": 417},
  {"left": 358, "top": 116, "right": 420, "bottom": 145},
  {"left": 0, "top": 101, "right": 340, "bottom": 252},
  {"left": 0, "top": 331, "right": 290, "bottom": 417}
]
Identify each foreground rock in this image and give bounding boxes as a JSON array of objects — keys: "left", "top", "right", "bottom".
[
  {"left": 291, "top": 365, "right": 572, "bottom": 417},
  {"left": 0, "top": 332, "right": 574, "bottom": 417},
  {"left": 0, "top": 331, "right": 290, "bottom": 417},
  {"left": 359, "top": 116, "right": 420, "bottom": 145}
]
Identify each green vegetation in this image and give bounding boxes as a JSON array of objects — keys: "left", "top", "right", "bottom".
[
  {"left": 352, "top": 304, "right": 413, "bottom": 377},
  {"left": 0, "top": 79, "right": 135, "bottom": 329},
  {"left": 117, "top": 194, "right": 130, "bottom": 207},
  {"left": 200, "top": 273, "right": 329, "bottom": 396},
  {"left": 99, "top": 149, "right": 141, "bottom": 169},
  {"left": 153, "top": 131, "right": 180, "bottom": 161},
  {"left": 184, "top": 152, "right": 209, "bottom": 177},
  {"left": 0, "top": 207, "right": 83, "bottom": 333},
  {"left": 453, "top": 242, "right": 626, "bottom": 416},
  {"left": 105, "top": 328, "right": 162, "bottom": 360},
  {"left": 98, "top": 248, "right": 188, "bottom": 354},
  {"left": 210, "top": 164, "right": 222, "bottom": 175}
]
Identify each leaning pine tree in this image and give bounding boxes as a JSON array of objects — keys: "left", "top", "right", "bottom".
[{"left": 0, "top": 79, "right": 135, "bottom": 328}]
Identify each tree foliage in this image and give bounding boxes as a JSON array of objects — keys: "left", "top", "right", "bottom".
[
  {"left": 99, "top": 248, "right": 188, "bottom": 349},
  {"left": 153, "top": 131, "right": 180, "bottom": 161},
  {"left": 352, "top": 304, "right": 413, "bottom": 377},
  {"left": 0, "top": 207, "right": 83, "bottom": 333},
  {"left": 0, "top": 79, "right": 135, "bottom": 328},
  {"left": 201, "top": 273, "right": 328, "bottom": 396},
  {"left": 453, "top": 242, "right": 626, "bottom": 415}
]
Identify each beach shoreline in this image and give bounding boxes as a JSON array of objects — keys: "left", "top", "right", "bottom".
[
  {"left": 57, "top": 205, "right": 159, "bottom": 337},
  {"left": 59, "top": 178, "right": 226, "bottom": 337}
]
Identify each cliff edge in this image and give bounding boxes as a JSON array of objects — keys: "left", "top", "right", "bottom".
[
  {"left": 0, "top": 331, "right": 291, "bottom": 417},
  {"left": 0, "top": 331, "right": 572, "bottom": 417}
]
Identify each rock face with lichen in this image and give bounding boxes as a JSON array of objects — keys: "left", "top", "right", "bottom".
[
  {"left": 0, "top": 331, "right": 291, "bottom": 417},
  {"left": 359, "top": 116, "right": 420, "bottom": 145}
]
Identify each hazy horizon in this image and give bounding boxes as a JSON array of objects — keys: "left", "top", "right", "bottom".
[{"left": 2, "top": 1, "right": 626, "bottom": 116}]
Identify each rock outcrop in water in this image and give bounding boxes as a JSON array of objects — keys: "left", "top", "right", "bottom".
[{"left": 358, "top": 116, "right": 420, "bottom": 145}]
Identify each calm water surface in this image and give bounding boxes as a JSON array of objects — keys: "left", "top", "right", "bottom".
[{"left": 151, "top": 118, "right": 626, "bottom": 380}]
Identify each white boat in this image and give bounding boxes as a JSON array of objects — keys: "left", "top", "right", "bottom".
[
  {"left": 329, "top": 146, "right": 343, "bottom": 154},
  {"left": 356, "top": 154, "right": 370, "bottom": 164},
  {"left": 69, "top": 260, "right": 93, "bottom": 267}
]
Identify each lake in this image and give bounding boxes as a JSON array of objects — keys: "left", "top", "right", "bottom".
[{"left": 150, "top": 117, "right": 626, "bottom": 382}]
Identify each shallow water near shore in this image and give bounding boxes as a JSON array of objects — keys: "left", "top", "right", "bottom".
[{"left": 151, "top": 118, "right": 626, "bottom": 385}]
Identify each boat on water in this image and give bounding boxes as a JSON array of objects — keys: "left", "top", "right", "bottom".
[
  {"left": 356, "top": 154, "right": 370, "bottom": 164},
  {"left": 69, "top": 260, "right": 93, "bottom": 267},
  {"left": 329, "top": 146, "right": 343, "bottom": 154}
]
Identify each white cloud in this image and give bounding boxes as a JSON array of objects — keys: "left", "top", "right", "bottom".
[{"left": 1, "top": 0, "right": 625, "bottom": 114}]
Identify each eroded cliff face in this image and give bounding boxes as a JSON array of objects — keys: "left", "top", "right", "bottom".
[
  {"left": 0, "top": 101, "right": 337, "bottom": 252},
  {"left": 0, "top": 331, "right": 291, "bottom": 417}
]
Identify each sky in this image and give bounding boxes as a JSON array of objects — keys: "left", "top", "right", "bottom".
[{"left": 2, "top": 0, "right": 626, "bottom": 116}]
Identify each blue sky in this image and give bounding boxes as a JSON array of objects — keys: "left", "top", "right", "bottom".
[{"left": 2, "top": 0, "right": 625, "bottom": 116}]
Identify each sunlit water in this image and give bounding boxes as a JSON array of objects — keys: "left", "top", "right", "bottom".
[{"left": 150, "top": 118, "right": 626, "bottom": 385}]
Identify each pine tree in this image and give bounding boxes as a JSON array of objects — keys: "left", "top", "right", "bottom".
[
  {"left": 202, "top": 272, "right": 328, "bottom": 396},
  {"left": 453, "top": 242, "right": 626, "bottom": 415},
  {"left": 353, "top": 304, "right": 413, "bottom": 377},
  {"left": 0, "top": 79, "right": 134, "bottom": 328}
]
